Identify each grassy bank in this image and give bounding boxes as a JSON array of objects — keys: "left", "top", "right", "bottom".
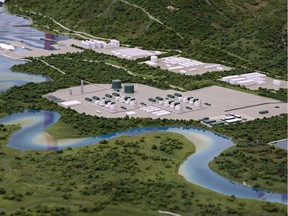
[
  {"left": 0, "top": 131, "right": 286, "bottom": 215},
  {"left": 209, "top": 145, "right": 287, "bottom": 193}
]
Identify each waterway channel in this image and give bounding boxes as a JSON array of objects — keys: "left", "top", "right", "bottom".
[
  {"left": 0, "top": 4, "right": 287, "bottom": 205},
  {"left": 0, "top": 110, "right": 287, "bottom": 204},
  {"left": 0, "top": 5, "right": 68, "bottom": 92}
]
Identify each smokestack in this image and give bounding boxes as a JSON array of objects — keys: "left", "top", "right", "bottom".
[{"left": 81, "top": 80, "right": 84, "bottom": 94}]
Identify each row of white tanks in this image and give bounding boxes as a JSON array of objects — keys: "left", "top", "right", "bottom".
[
  {"left": 94, "top": 100, "right": 117, "bottom": 111},
  {"left": 80, "top": 39, "right": 120, "bottom": 49},
  {"left": 116, "top": 96, "right": 137, "bottom": 107},
  {"left": 159, "top": 97, "right": 201, "bottom": 111},
  {"left": 95, "top": 97, "right": 137, "bottom": 110}
]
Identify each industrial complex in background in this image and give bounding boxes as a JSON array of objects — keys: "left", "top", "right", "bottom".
[
  {"left": 79, "top": 39, "right": 162, "bottom": 59},
  {"left": 45, "top": 80, "right": 287, "bottom": 127},
  {"left": 144, "top": 56, "right": 232, "bottom": 75},
  {"left": 220, "top": 72, "right": 288, "bottom": 90},
  {"left": 1, "top": 33, "right": 287, "bottom": 127}
]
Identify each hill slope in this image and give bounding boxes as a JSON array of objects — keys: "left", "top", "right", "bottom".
[{"left": 6, "top": 0, "right": 287, "bottom": 78}]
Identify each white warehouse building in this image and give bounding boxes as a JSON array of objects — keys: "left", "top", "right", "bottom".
[{"left": 80, "top": 39, "right": 120, "bottom": 49}]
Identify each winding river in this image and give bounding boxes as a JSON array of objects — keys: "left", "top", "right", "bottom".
[
  {"left": 0, "top": 110, "right": 287, "bottom": 204},
  {"left": 0, "top": 5, "right": 287, "bottom": 205}
]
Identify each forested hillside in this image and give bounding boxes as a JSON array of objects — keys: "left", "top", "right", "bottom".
[{"left": 6, "top": 0, "right": 287, "bottom": 79}]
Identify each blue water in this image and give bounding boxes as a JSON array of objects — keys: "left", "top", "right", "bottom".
[
  {"left": 0, "top": 6, "right": 68, "bottom": 92},
  {"left": 274, "top": 139, "right": 288, "bottom": 150},
  {"left": 0, "top": 110, "right": 286, "bottom": 204},
  {"left": 0, "top": 6, "right": 68, "bottom": 49},
  {"left": 0, "top": 55, "right": 47, "bottom": 92}
]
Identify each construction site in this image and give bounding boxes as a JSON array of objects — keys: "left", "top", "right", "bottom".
[{"left": 44, "top": 80, "right": 287, "bottom": 126}]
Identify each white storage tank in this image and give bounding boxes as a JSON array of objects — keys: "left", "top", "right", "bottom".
[
  {"left": 99, "top": 100, "right": 105, "bottom": 106},
  {"left": 130, "top": 101, "right": 137, "bottom": 107},
  {"left": 175, "top": 104, "right": 182, "bottom": 111},
  {"left": 151, "top": 56, "right": 158, "bottom": 63},
  {"left": 194, "top": 101, "right": 200, "bottom": 107}
]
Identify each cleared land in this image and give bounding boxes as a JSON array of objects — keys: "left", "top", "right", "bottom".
[
  {"left": 45, "top": 84, "right": 287, "bottom": 121},
  {"left": 144, "top": 56, "right": 232, "bottom": 75},
  {"left": 0, "top": 40, "right": 81, "bottom": 60}
]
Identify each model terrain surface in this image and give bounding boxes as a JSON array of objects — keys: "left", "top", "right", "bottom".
[{"left": 0, "top": 0, "right": 287, "bottom": 215}]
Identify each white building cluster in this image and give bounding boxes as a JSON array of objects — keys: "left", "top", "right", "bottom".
[
  {"left": 116, "top": 96, "right": 137, "bottom": 107},
  {"left": 111, "top": 48, "right": 154, "bottom": 59},
  {"left": 80, "top": 39, "right": 120, "bottom": 49},
  {"left": 221, "top": 72, "right": 267, "bottom": 86},
  {"left": 93, "top": 96, "right": 137, "bottom": 112}
]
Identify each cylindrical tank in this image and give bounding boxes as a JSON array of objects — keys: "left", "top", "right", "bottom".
[
  {"left": 112, "top": 80, "right": 122, "bottom": 89},
  {"left": 124, "top": 84, "right": 135, "bottom": 93},
  {"left": 120, "top": 96, "right": 125, "bottom": 103},
  {"left": 151, "top": 55, "right": 158, "bottom": 63},
  {"left": 130, "top": 101, "right": 137, "bottom": 107},
  {"left": 100, "top": 100, "right": 105, "bottom": 106},
  {"left": 175, "top": 105, "right": 182, "bottom": 111}
]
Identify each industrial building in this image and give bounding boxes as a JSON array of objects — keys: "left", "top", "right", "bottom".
[
  {"left": 80, "top": 39, "right": 120, "bottom": 49},
  {"left": 44, "top": 81, "right": 287, "bottom": 124},
  {"left": 144, "top": 56, "right": 232, "bottom": 75},
  {"left": 77, "top": 38, "right": 160, "bottom": 59},
  {"left": 220, "top": 72, "right": 288, "bottom": 90}
]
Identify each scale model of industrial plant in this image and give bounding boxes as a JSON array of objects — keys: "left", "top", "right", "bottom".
[{"left": 0, "top": 0, "right": 287, "bottom": 216}]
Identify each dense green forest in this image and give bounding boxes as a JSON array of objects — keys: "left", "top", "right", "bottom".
[
  {"left": 6, "top": 0, "right": 287, "bottom": 79},
  {"left": 0, "top": 128, "right": 286, "bottom": 216},
  {"left": 211, "top": 115, "right": 287, "bottom": 192}
]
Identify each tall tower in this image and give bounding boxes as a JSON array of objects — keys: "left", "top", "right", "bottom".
[
  {"left": 81, "top": 80, "right": 84, "bottom": 94},
  {"left": 44, "top": 33, "right": 55, "bottom": 50}
]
